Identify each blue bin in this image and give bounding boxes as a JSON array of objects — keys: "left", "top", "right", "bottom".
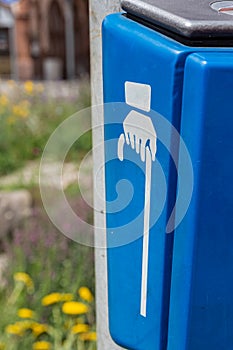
[{"left": 103, "top": 1, "right": 233, "bottom": 349}]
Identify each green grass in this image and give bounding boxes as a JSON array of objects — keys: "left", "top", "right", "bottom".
[{"left": 0, "top": 80, "right": 91, "bottom": 175}]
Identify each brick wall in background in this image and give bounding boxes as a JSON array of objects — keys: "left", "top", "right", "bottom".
[{"left": 5, "top": 0, "right": 89, "bottom": 80}]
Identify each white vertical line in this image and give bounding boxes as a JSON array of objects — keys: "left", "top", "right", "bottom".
[
  {"left": 140, "top": 147, "right": 152, "bottom": 317},
  {"left": 118, "top": 133, "right": 125, "bottom": 161}
]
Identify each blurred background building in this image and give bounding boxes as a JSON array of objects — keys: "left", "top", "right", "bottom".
[
  {"left": 0, "top": 0, "right": 89, "bottom": 80},
  {"left": 0, "top": 2, "right": 15, "bottom": 78}
]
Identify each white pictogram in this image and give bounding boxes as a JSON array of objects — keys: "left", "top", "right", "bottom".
[{"left": 118, "top": 82, "right": 157, "bottom": 317}]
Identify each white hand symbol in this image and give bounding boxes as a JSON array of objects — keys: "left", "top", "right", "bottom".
[
  {"left": 124, "top": 110, "right": 157, "bottom": 161},
  {"left": 117, "top": 81, "right": 157, "bottom": 317}
]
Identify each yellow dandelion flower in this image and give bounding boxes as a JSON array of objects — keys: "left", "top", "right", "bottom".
[
  {"left": 20, "top": 109, "right": 29, "bottom": 119},
  {"left": 31, "top": 323, "right": 48, "bottom": 337},
  {"left": 11, "top": 105, "right": 27, "bottom": 118},
  {"left": 32, "top": 341, "right": 51, "bottom": 350},
  {"left": 16, "top": 102, "right": 29, "bottom": 118},
  {"left": 42, "top": 292, "right": 73, "bottom": 306},
  {"left": 71, "top": 323, "right": 90, "bottom": 334},
  {"left": 24, "top": 80, "right": 34, "bottom": 94},
  {"left": 78, "top": 287, "right": 93, "bottom": 302},
  {"left": 7, "top": 116, "right": 16, "bottom": 125},
  {"left": 62, "top": 301, "right": 89, "bottom": 315},
  {"left": 12, "top": 105, "right": 20, "bottom": 115},
  {"left": 79, "top": 331, "right": 97, "bottom": 341},
  {"left": 0, "top": 342, "right": 5, "bottom": 350},
  {"left": 17, "top": 308, "right": 35, "bottom": 319},
  {"left": 5, "top": 324, "right": 20, "bottom": 335},
  {"left": 5, "top": 323, "right": 26, "bottom": 336},
  {"left": 0, "top": 95, "right": 8, "bottom": 106},
  {"left": 14, "top": 272, "right": 34, "bottom": 292},
  {"left": 42, "top": 292, "right": 62, "bottom": 306}
]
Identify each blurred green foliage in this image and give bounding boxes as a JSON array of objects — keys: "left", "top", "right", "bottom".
[{"left": 0, "top": 80, "right": 91, "bottom": 175}]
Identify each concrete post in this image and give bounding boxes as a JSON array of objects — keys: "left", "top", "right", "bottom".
[{"left": 89, "top": 1, "right": 125, "bottom": 349}]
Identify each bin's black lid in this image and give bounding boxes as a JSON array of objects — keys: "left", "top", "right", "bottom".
[{"left": 121, "top": 0, "right": 233, "bottom": 40}]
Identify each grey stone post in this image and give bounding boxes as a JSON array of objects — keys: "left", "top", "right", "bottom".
[{"left": 89, "top": 1, "right": 125, "bottom": 349}]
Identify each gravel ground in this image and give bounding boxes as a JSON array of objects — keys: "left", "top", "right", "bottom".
[{"left": 0, "top": 156, "right": 93, "bottom": 201}]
